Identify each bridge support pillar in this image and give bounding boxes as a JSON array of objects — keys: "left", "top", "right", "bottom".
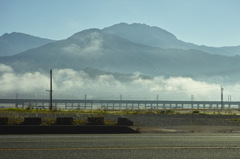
[
  {"left": 35, "top": 102, "right": 38, "bottom": 109},
  {"left": 209, "top": 104, "right": 212, "bottom": 109},
  {"left": 65, "top": 103, "right": 67, "bottom": 110}
]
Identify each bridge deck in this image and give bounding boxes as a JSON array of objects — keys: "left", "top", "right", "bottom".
[{"left": 0, "top": 99, "right": 240, "bottom": 110}]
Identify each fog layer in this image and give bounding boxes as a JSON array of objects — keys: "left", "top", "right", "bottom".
[{"left": 0, "top": 64, "right": 239, "bottom": 101}]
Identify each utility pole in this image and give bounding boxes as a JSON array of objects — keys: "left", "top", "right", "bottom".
[
  {"left": 228, "top": 95, "right": 231, "bottom": 102},
  {"left": 84, "top": 94, "right": 87, "bottom": 109},
  {"left": 221, "top": 86, "right": 224, "bottom": 109},
  {"left": 191, "top": 95, "right": 194, "bottom": 101},
  {"left": 120, "top": 94, "right": 122, "bottom": 109},
  {"left": 16, "top": 93, "right": 18, "bottom": 108},
  {"left": 49, "top": 69, "right": 53, "bottom": 110}
]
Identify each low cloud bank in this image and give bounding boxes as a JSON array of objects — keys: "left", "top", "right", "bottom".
[{"left": 0, "top": 64, "right": 239, "bottom": 101}]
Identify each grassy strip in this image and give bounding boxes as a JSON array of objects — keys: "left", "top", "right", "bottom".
[
  {"left": 1, "top": 108, "right": 240, "bottom": 115},
  {"left": 1, "top": 108, "right": 240, "bottom": 126}
]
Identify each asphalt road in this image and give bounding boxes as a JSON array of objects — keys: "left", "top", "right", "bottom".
[{"left": 1, "top": 134, "right": 240, "bottom": 159}]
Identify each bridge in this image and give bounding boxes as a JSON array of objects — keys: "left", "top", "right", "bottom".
[{"left": 0, "top": 99, "right": 240, "bottom": 110}]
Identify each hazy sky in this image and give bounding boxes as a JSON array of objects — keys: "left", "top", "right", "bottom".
[{"left": 1, "top": 0, "right": 240, "bottom": 47}]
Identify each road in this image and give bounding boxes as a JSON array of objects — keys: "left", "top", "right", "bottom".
[{"left": 1, "top": 134, "right": 240, "bottom": 159}]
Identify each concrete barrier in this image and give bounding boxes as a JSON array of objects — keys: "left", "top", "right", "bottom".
[
  {"left": 0, "top": 117, "right": 8, "bottom": 125},
  {"left": 22, "top": 117, "right": 41, "bottom": 125},
  {"left": 0, "top": 125, "right": 139, "bottom": 134}
]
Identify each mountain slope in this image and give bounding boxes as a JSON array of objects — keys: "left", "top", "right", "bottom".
[
  {"left": 103, "top": 23, "right": 240, "bottom": 56},
  {"left": 0, "top": 29, "right": 161, "bottom": 74},
  {"left": 103, "top": 22, "right": 190, "bottom": 49},
  {"left": 0, "top": 32, "right": 54, "bottom": 56}
]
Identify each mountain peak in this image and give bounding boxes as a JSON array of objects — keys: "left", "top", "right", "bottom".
[
  {"left": 0, "top": 32, "right": 54, "bottom": 56},
  {"left": 103, "top": 23, "right": 178, "bottom": 48},
  {"left": 0, "top": 32, "right": 53, "bottom": 41},
  {"left": 103, "top": 23, "right": 176, "bottom": 39},
  {"left": 68, "top": 28, "right": 103, "bottom": 41},
  {"left": 1, "top": 32, "right": 24, "bottom": 37}
]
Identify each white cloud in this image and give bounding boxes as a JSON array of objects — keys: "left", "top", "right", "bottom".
[
  {"left": 62, "top": 31, "right": 103, "bottom": 57},
  {"left": 0, "top": 66, "right": 238, "bottom": 101},
  {"left": 0, "top": 64, "right": 13, "bottom": 73},
  {"left": 63, "top": 44, "right": 81, "bottom": 54},
  {"left": 82, "top": 31, "right": 103, "bottom": 52}
]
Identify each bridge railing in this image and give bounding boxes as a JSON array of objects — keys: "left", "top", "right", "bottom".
[{"left": 0, "top": 99, "right": 240, "bottom": 110}]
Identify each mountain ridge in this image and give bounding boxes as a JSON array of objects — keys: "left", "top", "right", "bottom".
[
  {"left": 1, "top": 28, "right": 240, "bottom": 81},
  {"left": 1, "top": 23, "right": 240, "bottom": 82},
  {"left": 1, "top": 23, "right": 239, "bottom": 57},
  {"left": 0, "top": 32, "right": 55, "bottom": 56},
  {"left": 103, "top": 23, "right": 240, "bottom": 56}
]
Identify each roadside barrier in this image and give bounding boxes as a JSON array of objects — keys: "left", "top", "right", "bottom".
[
  {"left": 22, "top": 117, "right": 41, "bottom": 125},
  {"left": 0, "top": 117, "right": 8, "bottom": 125}
]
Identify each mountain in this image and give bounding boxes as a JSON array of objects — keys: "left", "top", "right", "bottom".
[
  {"left": 0, "top": 32, "right": 54, "bottom": 56},
  {"left": 103, "top": 23, "right": 240, "bottom": 56},
  {"left": 220, "top": 45, "right": 240, "bottom": 55},
  {"left": 0, "top": 29, "right": 166, "bottom": 74},
  {"left": 103, "top": 22, "right": 193, "bottom": 49},
  {"left": 1, "top": 28, "right": 240, "bottom": 80}
]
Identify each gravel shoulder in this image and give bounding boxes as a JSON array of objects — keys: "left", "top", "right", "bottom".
[{"left": 103, "top": 114, "right": 240, "bottom": 133}]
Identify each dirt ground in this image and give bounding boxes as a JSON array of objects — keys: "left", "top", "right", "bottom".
[
  {"left": 133, "top": 125, "right": 240, "bottom": 133},
  {"left": 123, "top": 112, "right": 240, "bottom": 133}
]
